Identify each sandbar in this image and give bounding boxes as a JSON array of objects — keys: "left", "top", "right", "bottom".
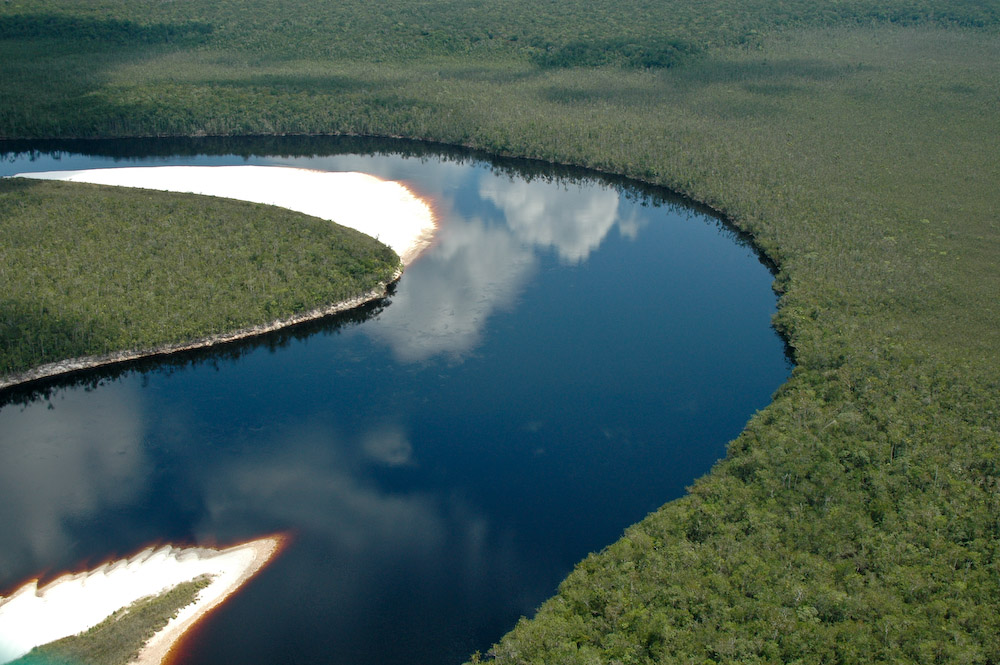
[
  {"left": 16, "top": 165, "right": 436, "bottom": 266},
  {"left": 0, "top": 536, "right": 282, "bottom": 665}
]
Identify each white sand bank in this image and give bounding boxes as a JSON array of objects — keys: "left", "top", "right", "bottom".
[
  {"left": 16, "top": 165, "right": 436, "bottom": 265},
  {"left": 0, "top": 536, "right": 282, "bottom": 665}
]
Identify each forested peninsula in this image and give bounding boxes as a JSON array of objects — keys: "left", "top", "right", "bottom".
[
  {"left": 1, "top": 0, "right": 998, "bottom": 662},
  {"left": 0, "top": 178, "right": 401, "bottom": 384}
]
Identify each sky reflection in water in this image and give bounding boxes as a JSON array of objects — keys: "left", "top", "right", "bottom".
[{"left": 0, "top": 144, "right": 789, "bottom": 665}]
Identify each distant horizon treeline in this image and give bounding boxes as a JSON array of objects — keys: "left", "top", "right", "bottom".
[{"left": 1, "top": 0, "right": 998, "bottom": 71}]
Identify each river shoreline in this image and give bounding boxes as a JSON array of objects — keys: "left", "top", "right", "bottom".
[
  {"left": 136, "top": 537, "right": 283, "bottom": 665},
  {"left": 0, "top": 271, "right": 399, "bottom": 392}
]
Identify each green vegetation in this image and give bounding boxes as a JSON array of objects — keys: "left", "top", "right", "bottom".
[
  {"left": 0, "top": 178, "right": 399, "bottom": 376},
  {"left": 0, "top": 0, "right": 997, "bottom": 138},
  {"left": 11, "top": 576, "right": 211, "bottom": 665},
  {"left": 1, "top": 0, "right": 998, "bottom": 662}
]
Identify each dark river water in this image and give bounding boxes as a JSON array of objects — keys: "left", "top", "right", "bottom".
[{"left": 0, "top": 137, "right": 790, "bottom": 665}]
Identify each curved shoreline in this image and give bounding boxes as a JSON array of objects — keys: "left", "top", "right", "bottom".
[
  {"left": 2, "top": 164, "right": 438, "bottom": 394},
  {"left": 0, "top": 270, "right": 399, "bottom": 392}
]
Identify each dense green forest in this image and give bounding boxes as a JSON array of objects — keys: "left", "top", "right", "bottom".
[
  {"left": 1, "top": 0, "right": 998, "bottom": 662},
  {"left": 0, "top": 178, "right": 399, "bottom": 378}
]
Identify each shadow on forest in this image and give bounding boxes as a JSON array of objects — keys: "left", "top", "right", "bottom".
[
  {"left": 541, "top": 57, "right": 873, "bottom": 104},
  {"left": 0, "top": 13, "right": 212, "bottom": 46},
  {"left": 537, "top": 56, "right": 877, "bottom": 122},
  {"left": 0, "top": 296, "right": 117, "bottom": 378},
  {"left": 673, "top": 57, "right": 874, "bottom": 85}
]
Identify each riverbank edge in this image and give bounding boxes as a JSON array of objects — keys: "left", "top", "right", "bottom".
[
  {"left": 0, "top": 268, "right": 400, "bottom": 392},
  {"left": 136, "top": 536, "right": 284, "bottom": 665}
]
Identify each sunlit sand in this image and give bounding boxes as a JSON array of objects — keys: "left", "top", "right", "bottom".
[
  {"left": 0, "top": 536, "right": 282, "bottom": 665},
  {"left": 16, "top": 165, "right": 436, "bottom": 265}
]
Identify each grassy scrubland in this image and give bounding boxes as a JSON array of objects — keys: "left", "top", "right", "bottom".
[
  {"left": 0, "top": 178, "right": 399, "bottom": 377},
  {"left": 11, "top": 576, "right": 211, "bottom": 665},
  {"left": 1, "top": 0, "right": 999, "bottom": 662}
]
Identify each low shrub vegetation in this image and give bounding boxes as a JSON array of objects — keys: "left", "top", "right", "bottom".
[{"left": 11, "top": 576, "right": 212, "bottom": 665}]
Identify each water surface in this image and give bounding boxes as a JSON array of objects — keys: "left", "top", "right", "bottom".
[{"left": 0, "top": 138, "right": 790, "bottom": 665}]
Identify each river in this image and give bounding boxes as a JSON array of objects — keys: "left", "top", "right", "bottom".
[{"left": 0, "top": 137, "right": 790, "bottom": 665}]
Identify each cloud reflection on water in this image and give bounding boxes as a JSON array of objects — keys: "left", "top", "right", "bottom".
[
  {"left": 185, "top": 419, "right": 523, "bottom": 648},
  {"left": 279, "top": 154, "right": 643, "bottom": 363},
  {"left": 197, "top": 425, "right": 447, "bottom": 559},
  {"left": 369, "top": 213, "right": 538, "bottom": 362},
  {"left": 362, "top": 424, "right": 415, "bottom": 467},
  {"left": 0, "top": 396, "right": 526, "bottom": 652},
  {"left": 479, "top": 176, "right": 621, "bottom": 263},
  {"left": 0, "top": 383, "right": 146, "bottom": 579}
]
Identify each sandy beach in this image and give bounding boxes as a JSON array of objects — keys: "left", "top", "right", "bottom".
[
  {"left": 16, "top": 165, "right": 436, "bottom": 266},
  {"left": 135, "top": 537, "right": 282, "bottom": 665},
  {"left": 0, "top": 536, "right": 282, "bottom": 665}
]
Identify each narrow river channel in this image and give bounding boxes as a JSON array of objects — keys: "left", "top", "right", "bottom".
[{"left": 0, "top": 137, "right": 790, "bottom": 665}]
